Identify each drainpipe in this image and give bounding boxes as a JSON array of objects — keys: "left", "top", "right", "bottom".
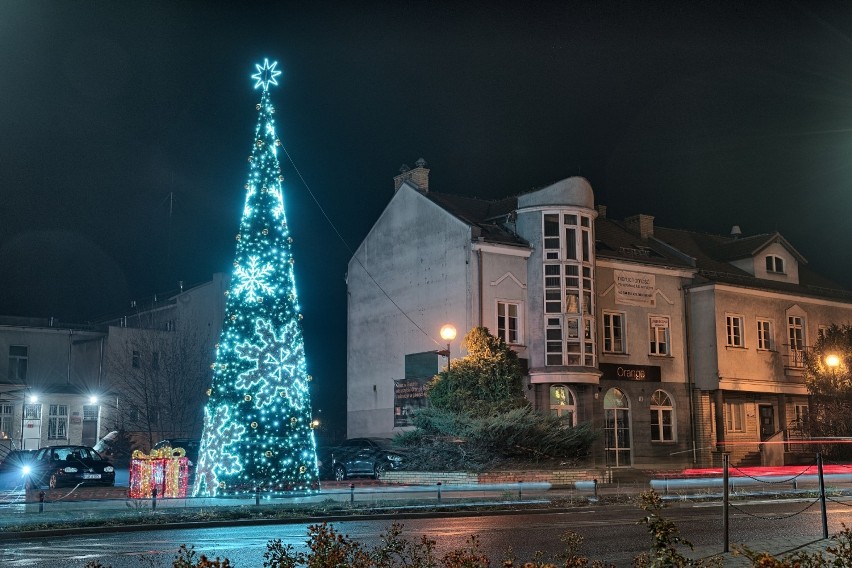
[
  {"left": 477, "top": 249, "right": 484, "bottom": 326},
  {"left": 67, "top": 329, "right": 73, "bottom": 384},
  {"left": 683, "top": 285, "right": 698, "bottom": 465}
]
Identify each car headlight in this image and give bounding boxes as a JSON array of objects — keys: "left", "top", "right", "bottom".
[
  {"left": 64, "top": 467, "right": 78, "bottom": 473},
  {"left": 103, "top": 466, "right": 114, "bottom": 473},
  {"left": 21, "top": 465, "right": 31, "bottom": 476}
]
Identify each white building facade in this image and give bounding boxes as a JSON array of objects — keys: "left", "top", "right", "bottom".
[{"left": 347, "top": 161, "right": 852, "bottom": 469}]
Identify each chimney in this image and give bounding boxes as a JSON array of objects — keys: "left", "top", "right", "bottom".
[
  {"left": 625, "top": 214, "right": 655, "bottom": 239},
  {"left": 596, "top": 204, "right": 607, "bottom": 219},
  {"left": 730, "top": 225, "right": 742, "bottom": 239},
  {"left": 393, "top": 157, "right": 430, "bottom": 193}
]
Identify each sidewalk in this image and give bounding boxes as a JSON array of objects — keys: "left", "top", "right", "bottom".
[{"left": 691, "top": 535, "right": 835, "bottom": 566}]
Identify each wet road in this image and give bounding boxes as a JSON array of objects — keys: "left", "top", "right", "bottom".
[{"left": 3, "top": 498, "right": 852, "bottom": 567}]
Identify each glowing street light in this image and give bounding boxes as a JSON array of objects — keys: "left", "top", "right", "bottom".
[
  {"left": 826, "top": 354, "right": 841, "bottom": 368},
  {"left": 438, "top": 324, "right": 457, "bottom": 372}
]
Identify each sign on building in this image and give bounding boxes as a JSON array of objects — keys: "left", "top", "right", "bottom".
[{"left": 614, "top": 270, "right": 656, "bottom": 307}]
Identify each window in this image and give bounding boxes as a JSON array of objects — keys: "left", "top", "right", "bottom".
[
  {"left": 545, "top": 317, "right": 563, "bottom": 366},
  {"left": 650, "top": 390, "right": 675, "bottom": 442},
  {"left": 0, "top": 402, "right": 12, "bottom": 439},
  {"left": 788, "top": 315, "right": 805, "bottom": 367},
  {"left": 83, "top": 404, "right": 99, "bottom": 421},
  {"left": 550, "top": 385, "right": 577, "bottom": 425},
  {"left": 603, "top": 312, "right": 625, "bottom": 353},
  {"left": 544, "top": 214, "right": 560, "bottom": 259},
  {"left": 726, "top": 314, "right": 744, "bottom": 347},
  {"left": 765, "top": 255, "right": 785, "bottom": 274},
  {"left": 48, "top": 404, "right": 68, "bottom": 440},
  {"left": 497, "top": 301, "right": 521, "bottom": 344},
  {"left": 757, "top": 319, "right": 773, "bottom": 350},
  {"left": 8, "top": 345, "right": 28, "bottom": 383},
  {"left": 794, "top": 404, "right": 809, "bottom": 427},
  {"left": 132, "top": 350, "right": 140, "bottom": 368},
  {"left": 725, "top": 402, "right": 745, "bottom": 432},
  {"left": 649, "top": 316, "right": 670, "bottom": 355}
]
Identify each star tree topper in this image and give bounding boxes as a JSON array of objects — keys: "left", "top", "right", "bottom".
[{"left": 252, "top": 58, "right": 282, "bottom": 91}]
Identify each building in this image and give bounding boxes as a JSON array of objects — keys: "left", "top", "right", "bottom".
[
  {"left": 0, "top": 316, "right": 109, "bottom": 450},
  {"left": 0, "top": 274, "right": 228, "bottom": 455},
  {"left": 99, "top": 274, "right": 227, "bottom": 449},
  {"left": 346, "top": 161, "right": 852, "bottom": 469}
]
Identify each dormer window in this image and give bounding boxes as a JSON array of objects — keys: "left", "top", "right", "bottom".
[{"left": 765, "top": 255, "right": 785, "bottom": 274}]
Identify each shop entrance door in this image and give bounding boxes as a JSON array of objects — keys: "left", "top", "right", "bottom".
[{"left": 604, "top": 388, "right": 632, "bottom": 467}]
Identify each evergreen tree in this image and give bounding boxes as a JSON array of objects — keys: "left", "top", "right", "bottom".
[
  {"left": 803, "top": 323, "right": 852, "bottom": 460},
  {"left": 193, "top": 60, "right": 319, "bottom": 496}
]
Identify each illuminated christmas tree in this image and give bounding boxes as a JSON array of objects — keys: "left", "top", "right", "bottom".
[{"left": 193, "top": 59, "right": 319, "bottom": 496}]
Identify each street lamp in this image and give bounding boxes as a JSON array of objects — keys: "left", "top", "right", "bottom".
[
  {"left": 437, "top": 324, "right": 457, "bottom": 372},
  {"left": 825, "top": 354, "right": 841, "bottom": 369}
]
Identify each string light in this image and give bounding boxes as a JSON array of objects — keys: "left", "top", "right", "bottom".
[{"left": 193, "top": 60, "right": 319, "bottom": 496}]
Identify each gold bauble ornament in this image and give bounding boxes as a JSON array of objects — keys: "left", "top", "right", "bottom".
[
  {"left": 290, "top": 417, "right": 297, "bottom": 423},
  {"left": 230, "top": 314, "right": 237, "bottom": 321},
  {"left": 235, "top": 234, "right": 241, "bottom": 240},
  {"left": 299, "top": 465, "right": 306, "bottom": 474},
  {"left": 257, "top": 297, "right": 263, "bottom": 303},
  {"left": 288, "top": 258, "right": 295, "bottom": 265},
  {"left": 206, "top": 389, "right": 212, "bottom": 396},
  {"left": 219, "top": 481, "right": 226, "bottom": 488},
  {"left": 250, "top": 421, "right": 258, "bottom": 429},
  {"left": 287, "top": 237, "right": 293, "bottom": 243},
  {"left": 244, "top": 394, "right": 252, "bottom": 402},
  {"left": 262, "top": 228, "right": 268, "bottom": 235},
  {"left": 266, "top": 451, "right": 273, "bottom": 457},
  {"left": 248, "top": 156, "right": 253, "bottom": 162},
  {"left": 275, "top": 139, "right": 281, "bottom": 146},
  {"left": 255, "top": 103, "right": 261, "bottom": 110},
  {"left": 298, "top": 314, "right": 304, "bottom": 320},
  {"left": 256, "top": 139, "right": 263, "bottom": 147},
  {"left": 210, "top": 363, "right": 216, "bottom": 370},
  {"left": 307, "top": 375, "right": 313, "bottom": 382},
  {"left": 278, "top": 175, "right": 284, "bottom": 181}
]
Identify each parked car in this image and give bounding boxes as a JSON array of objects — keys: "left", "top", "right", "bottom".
[
  {"left": 25, "top": 445, "right": 115, "bottom": 489},
  {"left": 152, "top": 438, "right": 200, "bottom": 484},
  {"left": 328, "top": 438, "right": 404, "bottom": 481}
]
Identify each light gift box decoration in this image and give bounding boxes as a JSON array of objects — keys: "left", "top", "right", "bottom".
[{"left": 129, "top": 446, "right": 189, "bottom": 499}]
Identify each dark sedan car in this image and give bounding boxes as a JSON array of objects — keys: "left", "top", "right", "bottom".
[
  {"left": 25, "top": 445, "right": 115, "bottom": 489},
  {"left": 328, "top": 437, "right": 404, "bottom": 481}
]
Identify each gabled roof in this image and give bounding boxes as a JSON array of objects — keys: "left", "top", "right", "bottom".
[{"left": 652, "top": 226, "right": 852, "bottom": 301}]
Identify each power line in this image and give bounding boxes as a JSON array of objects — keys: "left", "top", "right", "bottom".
[{"left": 281, "top": 146, "right": 440, "bottom": 347}]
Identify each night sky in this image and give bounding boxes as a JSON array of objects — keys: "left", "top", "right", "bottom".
[{"left": 2, "top": 1, "right": 852, "bottom": 432}]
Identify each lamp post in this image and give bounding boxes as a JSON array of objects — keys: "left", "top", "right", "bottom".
[
  {"left": 825, "top": 354, "right": 841, "bottom": 369},
  {"left": 438, "top": 324, "right": 457, "bottom": 372}
]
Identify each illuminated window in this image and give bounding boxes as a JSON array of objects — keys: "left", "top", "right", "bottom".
[
  {"left": 787, "top": 315, "right": 806, "bottom": 367},
  {"left": 497, "top": 301, "right": 521, "bottom": 344},
  {"left": 0, "top": 402, "right": 12, "bottom": 439},
  {"left": 549, "top": 385, "right": 577, "bottom": 425},
  {"left": 48, "top": 404, "right": 68, "bottom": 440},
  {"left": 650, "top": 390, "right": 675, "bottom": 442}
]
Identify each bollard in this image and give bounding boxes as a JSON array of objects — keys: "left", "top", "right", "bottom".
[
  {"left": 818, "top": 452, "right": 828, "bottom": 539},
  {"left": 593, "top": 478, "right": 598, "bottom": 499},
  {"left": 722, "top": 453, "right": 729, "bottom": 553},
  {"left": 437, "top": 481, "right": 442, "bottom": 501},
  {"left": 152, "top": 486, "right": 158, "bottom": 511},
  {"left": 349, "top": 483, "right": 355, "bottom": 504},
  {"left": 255, "top": 486, "right": 260, "bottom": 506},
  {"left": 38, "top": 491, "right": 45, "bottom": 513},
  {"left": 518, "top": 480, "right": 523, "bottom": 500}
]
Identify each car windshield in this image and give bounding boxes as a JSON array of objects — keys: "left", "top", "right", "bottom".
[
  {"left": 54, "top": 447, "right": 102, "bottom": 461},
  {"left": 370, "top": 439, "right": 395, "bottom": 451}
]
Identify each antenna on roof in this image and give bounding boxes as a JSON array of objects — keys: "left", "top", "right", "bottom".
[{"left": 730, "top": 225, "right": 742, "bottom": 239}]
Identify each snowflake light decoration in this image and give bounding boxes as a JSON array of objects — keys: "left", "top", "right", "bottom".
[{"left": 233, "top": 256, "right": 275, "bottom": 301}]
